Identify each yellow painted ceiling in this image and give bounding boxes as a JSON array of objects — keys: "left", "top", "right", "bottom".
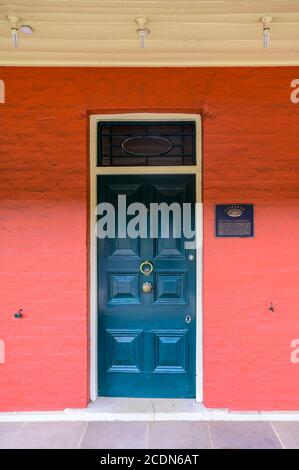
[{"left": 0, "top": 0, "right": 299, "bottom": 66}]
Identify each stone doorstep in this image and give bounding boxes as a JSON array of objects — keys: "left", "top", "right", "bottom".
[{"left": 1, "top": 399, "right": 299, "bottom": 423}]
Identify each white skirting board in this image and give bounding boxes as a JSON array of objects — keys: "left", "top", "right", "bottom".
[{"left": 1, "top": 399, "right": 299, "bottom": 422}]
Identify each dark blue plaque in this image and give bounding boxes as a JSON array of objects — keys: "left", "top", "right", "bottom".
[{"left": 215, "top": 204, "right": 254, "bottom": 238}]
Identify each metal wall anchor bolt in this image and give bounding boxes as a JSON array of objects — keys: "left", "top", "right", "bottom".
[{"left": 14, "top": 309, "right": 23, "bottom": 319}]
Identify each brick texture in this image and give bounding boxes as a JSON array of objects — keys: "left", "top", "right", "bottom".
[{"left": 0, "top": 67, "right": 298, "bottom": 411}]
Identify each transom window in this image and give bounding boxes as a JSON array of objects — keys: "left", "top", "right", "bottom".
[{"left": 97, "top": 121, "right": 196, "bottom": 166}]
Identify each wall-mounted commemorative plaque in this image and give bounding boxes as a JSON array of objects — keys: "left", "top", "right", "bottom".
[{"left": 215, "top": 204, "right": 254, "bottom": 238}]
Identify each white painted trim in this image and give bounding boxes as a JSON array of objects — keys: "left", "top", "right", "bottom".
[
  {"left": 195, "top": 187, "right": 203, "bottom": 403},
  {"left": 89, "top": 118, "right": 98, "bottom": 402},
  {"left": 89, "top": 113, "right": 202, "bottom": 403}
]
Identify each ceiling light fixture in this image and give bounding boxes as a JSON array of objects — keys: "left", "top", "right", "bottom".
[
  {"left": 7, "top": 16, "right": 33, "bottom": 48},
  {"left": 261, "top": 16, "right": 272, "bottom": 48},
  {"left": 20, "top": 24, "right": 33, "bottom": 35},
  {"left": 135, "top": 17, "right": 150, "bottom": 48}
]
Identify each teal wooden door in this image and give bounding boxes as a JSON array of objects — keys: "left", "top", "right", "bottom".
[{"left": 98, "top": 174, "right": 196, "bottom": 398}]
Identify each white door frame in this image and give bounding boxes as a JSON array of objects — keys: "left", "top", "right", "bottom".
[{"left": 89, "top": 113, "right": 203, "bottom": 402}]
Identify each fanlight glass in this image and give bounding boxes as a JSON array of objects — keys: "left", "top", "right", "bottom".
[{"left": 97, "top": 121, "right": 196, "bottom": 167}]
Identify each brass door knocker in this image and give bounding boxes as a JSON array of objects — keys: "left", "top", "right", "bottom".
[{"left": 140, "top": 260, "right": 153, "bottom": 276}]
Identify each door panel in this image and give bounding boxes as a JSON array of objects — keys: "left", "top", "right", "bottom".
[
  {"left": 154, "top": 273, "right": 187, "bottom": 304},
  {"left": 153, "top": 330, "right": 188, "bottom": 373},
  {"left": 107, "top": 273, "right": 141, "bottom": 305},
  {"left": 108, "top": 183, "right": 142, "bottom": 259},
  {"left": 98, "top": 174, "right": 196, "bottom": 398},
  {"left": 106, "top": 329, "right": 143, "bottom": 373}
]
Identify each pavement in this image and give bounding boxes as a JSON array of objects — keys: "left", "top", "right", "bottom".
[{"left": 0, "top": 420, "right": 299, "bottom": 449}]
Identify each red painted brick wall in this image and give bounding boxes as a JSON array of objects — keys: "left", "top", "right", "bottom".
[{"left": 0, "top": 67, "right": 298, "bottom": 411}]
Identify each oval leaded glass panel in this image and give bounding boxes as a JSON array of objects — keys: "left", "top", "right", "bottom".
[{"left": 121, "top": 136, "right": 173, "bottom": 156}]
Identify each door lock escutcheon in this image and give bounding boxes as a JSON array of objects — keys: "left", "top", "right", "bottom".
[
  {"left": 142, "top": 282, "right": 153, "bottom": 293},
  {"left": 185, "top": 315, "right": 192, "bottom": 324}
]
